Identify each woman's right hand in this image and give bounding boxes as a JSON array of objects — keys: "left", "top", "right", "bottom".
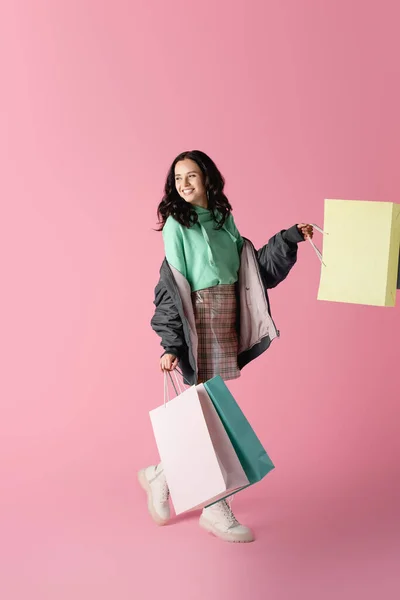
[{"left": 160, "top": 353, "right": 178, "bottom": 372}]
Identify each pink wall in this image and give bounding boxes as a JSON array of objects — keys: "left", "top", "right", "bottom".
[{"left": 1, "top": 1, "right": 399, "bottom": 598}]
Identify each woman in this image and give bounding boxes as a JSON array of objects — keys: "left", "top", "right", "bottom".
[{"left": 139, "top": 150, "right": 313, "bottom": 543}]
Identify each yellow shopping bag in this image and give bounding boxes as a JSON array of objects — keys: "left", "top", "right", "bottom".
[{"left": 316, "top": 199, "right": 400, "bottom": 307}]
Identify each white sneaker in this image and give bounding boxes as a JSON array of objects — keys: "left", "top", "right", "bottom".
[
  {"left": 138, "top": 464, "right": 170, "bottom": 526},
  {"left": 199, "top": 499, "right": 254, "bottom": 543}
]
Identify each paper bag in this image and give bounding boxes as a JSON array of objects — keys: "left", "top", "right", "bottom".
[
  {"left": 149, "top": 381, "right": 249, "bottom": 515},
  {"left": 318, "top": 199, "right": 400, "bottom": 307},
  {"left": 204, "top": 376, "right": 275, "bottom": 489}
]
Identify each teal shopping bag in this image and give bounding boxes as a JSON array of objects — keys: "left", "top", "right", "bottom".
[{"left": 204, "top": 376, "right": 275, "bottom": 485}]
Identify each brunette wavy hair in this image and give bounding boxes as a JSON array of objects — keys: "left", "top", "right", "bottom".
[{"left": 157, "top": 150, "right": 232, "bottom": 230}]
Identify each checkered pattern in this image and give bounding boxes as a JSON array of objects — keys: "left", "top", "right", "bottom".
[{"left": 192, "top": 284, "right": 241, "bottom": 383}]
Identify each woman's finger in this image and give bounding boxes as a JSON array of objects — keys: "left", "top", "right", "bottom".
[
  {"left": 302, "top": 225, "right": 313, "bottom": 239},
  {"left": 160, "top": 354, "right": 177, "bottom": 372}
]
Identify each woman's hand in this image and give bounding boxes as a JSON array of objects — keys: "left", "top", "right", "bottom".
[
  {"left": 160, "top": 353, "right": 178, "bottom": 372},
  {"left": 297, "top": 223, "right": 314, "bottom": 240}
]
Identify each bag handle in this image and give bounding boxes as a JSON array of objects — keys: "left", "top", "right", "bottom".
[
  {"left": 308, "top": 223, "right": 327, "bottom": 267},
  {"left": 163, "top": 369, "right": 185, "bottom": 407}
]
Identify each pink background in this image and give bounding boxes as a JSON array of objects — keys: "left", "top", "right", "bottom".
[{"left": 1, "top": 1, "right": 399, "bottom": 598}]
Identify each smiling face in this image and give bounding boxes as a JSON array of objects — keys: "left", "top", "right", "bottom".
[{"left": 174, "top": 159, "right": 208, "bottom": 208}]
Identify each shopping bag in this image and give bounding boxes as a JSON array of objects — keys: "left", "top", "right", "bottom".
[
  {"left": 149, "top": 373, "right": 249, "bottom": 515},
  {"left": 317, "top": 199, "right": 400, "bottom": 307},
  {"left": 204, "top": 376, "right": 275, "bottom": 486}
]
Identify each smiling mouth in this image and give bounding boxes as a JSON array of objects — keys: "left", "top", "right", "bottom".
[{"left": 182, "top": 189, "right": 194, "bottom": 195}]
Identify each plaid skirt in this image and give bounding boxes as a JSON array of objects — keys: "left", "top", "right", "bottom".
[{"left": 192, "top": 284, "right": 241, "bottom": 383}]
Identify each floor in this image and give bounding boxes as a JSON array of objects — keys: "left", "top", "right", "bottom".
[{"left": 1, "top": 466, "right": 399, "bottom": 600}]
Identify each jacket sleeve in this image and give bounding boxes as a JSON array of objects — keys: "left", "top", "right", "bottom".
[
  {"left": 256, "top": 224, "right": 305, "bottom": 289},
  {"left": 150, "top": 277, "right": 185, "bottom": 358}
]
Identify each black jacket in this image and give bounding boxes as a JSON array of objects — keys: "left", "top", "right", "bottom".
[{"left": 151, "top": 225, "right": 304, "bottom": 384}]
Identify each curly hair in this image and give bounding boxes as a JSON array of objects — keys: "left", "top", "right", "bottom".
[{"left": 157, "top": 150, "right": 232, "bottom": 230}]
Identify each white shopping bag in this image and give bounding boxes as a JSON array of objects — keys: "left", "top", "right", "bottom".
[{"left": 149, "top": 373, "right": 249, "bottom": 515}]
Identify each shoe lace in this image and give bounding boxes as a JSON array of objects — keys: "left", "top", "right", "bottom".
[
  {"left": 160, "top": 483, "right": 170, "bottom": 502},
  {"left": 154, "top": 465, "right": 170, "bottom": 503},
  {"left": 220, "top": 500, "right": 239, "bottom": 527}
]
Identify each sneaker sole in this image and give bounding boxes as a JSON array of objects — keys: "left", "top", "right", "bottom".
[
  {"left": 137, "top": 469, "right": 170, "bottom": 527},
  {"left": 199, "top": 515, "right": 255, "bottom": 543}
]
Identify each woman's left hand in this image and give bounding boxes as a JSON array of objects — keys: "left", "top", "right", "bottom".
[{"left": 297, "top": 223, "right": 314, "bottom": 240}]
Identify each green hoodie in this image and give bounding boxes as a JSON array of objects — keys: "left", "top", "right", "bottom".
[{"left": 162, "top": 205, "right": 244, "bottom": 292}]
